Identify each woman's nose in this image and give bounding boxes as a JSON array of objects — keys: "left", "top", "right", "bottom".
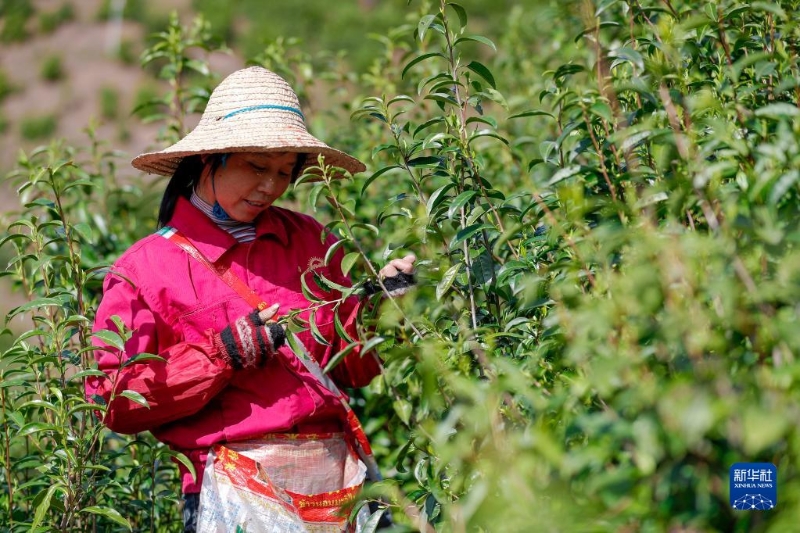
[{"left": 256, "top": 171, "right": 287, "bottom": 193}]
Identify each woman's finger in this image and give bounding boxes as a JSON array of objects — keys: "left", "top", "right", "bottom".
[
  {"left": 391, "top": 258, "right": 416, "bottom": 274},
  {"left": 379, "top": 264, "right": 399, "bottom": 278},
  {"left": 258, "top": 302, "right": 280, "bottom": 322}
]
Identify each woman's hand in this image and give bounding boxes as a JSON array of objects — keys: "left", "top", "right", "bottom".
[
  {"left": 364, "top": 254, "right": 417, "bottom": 297},
  {"left": 379, "top": 254, "right": 416, "bottom": 279},
  {"left": 212, "top": 303, "right": 286, "bottom": 369}
]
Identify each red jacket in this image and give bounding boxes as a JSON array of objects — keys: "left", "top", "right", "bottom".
[{"left": 87, "top": 197, "right": 381, "bottom": 493}]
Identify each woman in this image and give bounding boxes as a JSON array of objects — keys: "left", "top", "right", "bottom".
[{"left": 87, "top": 66, "right": 415, "bottom": 531}]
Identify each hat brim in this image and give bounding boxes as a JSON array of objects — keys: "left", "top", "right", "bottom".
[
  {"left": 131, "top": 124, "right": 365, "bottom": 178},
  {"left": 132, "top": 145, "right": 365, "bottom": 179}
]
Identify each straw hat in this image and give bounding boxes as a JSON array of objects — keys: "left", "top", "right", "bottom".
[{"left": 131, "top": 66, "right": 365, "bottom": 177}]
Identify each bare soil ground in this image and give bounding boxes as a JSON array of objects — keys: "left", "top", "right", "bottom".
[{"left": 0, "top": 0, "right": 244, "bottom": 323}]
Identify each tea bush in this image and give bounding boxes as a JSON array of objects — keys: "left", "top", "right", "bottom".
[
  {"left": 19, "top": 114, "right": 57, "bottom": 140},
  {"left": 3, "top": 0, "right": 800, "bottom": 531},
  {"left": 40, "top": 55, "right": 64, "bottom": 82}
]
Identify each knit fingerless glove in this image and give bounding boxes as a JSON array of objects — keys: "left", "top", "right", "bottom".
[
  {"left": 362, "top": 272, "right": 416, "bottom": 298},
  {"left": 212, "top": 310, "right": 286, "bottom": 369}
]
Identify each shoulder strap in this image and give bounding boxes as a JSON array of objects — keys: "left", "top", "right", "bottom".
[
  {"left": 158, "top": 226, "right": 268, "bottom": 310},
  {"left": 157, "top": 226, "right": 382, "bottom": 480}
]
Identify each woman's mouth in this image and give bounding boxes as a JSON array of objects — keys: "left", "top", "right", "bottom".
[{"left": 244, "top": 200, "right": 265, "bottom": 208}]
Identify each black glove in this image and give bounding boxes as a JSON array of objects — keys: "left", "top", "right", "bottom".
[{"left": 362, "top": 272, "right": 416, "bottom": 298}]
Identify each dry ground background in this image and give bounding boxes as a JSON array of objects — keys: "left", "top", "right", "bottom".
[{"left": 0, "top": 0, "right": 244, "bottom": 320}]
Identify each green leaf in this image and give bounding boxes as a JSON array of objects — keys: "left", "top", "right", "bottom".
[
  {"left": 394, "top": 398, "right": 412, "bottom": 425},
  {"left": 453, "top": 34, "right": 497, "bottom": 51},
  {"left": 333, "top": 311, "right": 356, "bottom": 344},
  {"left": 350, "top": 223, "right": 380, "bottom": 237},
  {"left": 395, "top": 438, "right": 415, "bottom": 474},
  {"left": 751, "top": 1, "right": 786, "bottom": 17},
  {"left": 609, "top": 46, "right": 644, "bottom": 71},
  {"left": 68, "top": 403, "right": 106, "bottom": 416},
  {"left": 362, "top": 508, "right": 388, "bottom": 533},
  {"left": 427, "top": 183, "right": 456, "bottom": 217},
  {"left": 18, "top": 422, "right": 59, "bottom": 437},
  {"left": 341, "top": 252, "right": 359, "bottom": 276},
  {"left": 122, "top": 352, "right": 166, "bottom": 368},
  {"left": 361, "top": 165, "right": 402, "bottom": 196},
  {"left": 92, "top": 329, "right": 126, "bottom": 352},
  {"left": 729, "top": 51, "right": 772, "bottom": 83},
  {"left": 362, "top": 336, "right": 385, "bottom": 353},
  {"left": 546, "top": 165, "right": 584, "bottom": 186},
  {"left": 322, "top": 341, "right": 359, "bottom": 374},
  {"left": 466, "top": 116, "right": 498, "bottom": 128},
  {"left": 402, "top": 52, "right": 444, "bottom": 79},
  {"left": 417, "top": 14, "right": 437, "bottom": 41},
  {"left": 755, "top": 103, "right": 800, "bottom": 119},
  {"left": 447, "top": 2, "right": 468, "bottom": 29},
  {"left": 286, "top": 330, "right": 311, "bottom": 363},
  {"left": 413, "top": 116, "right": 446, "bottom": 137},
  {"left": 437, "top": 264, "right": 461, "bottom": 300},
  {"left": 508, "top": 110, "right": 554, "bottom": 121},
  {"left": 589, "top": 101, "right": 613, "bottom": 122},
  {"left": 7, "top": 298, "right": 64, "bottom": 318},
  {"left": 466, "top": 61, "right": 495, "bottom": 89},
  {"left": 448, "top": 190, "right": 479, "bottom": 219},
  {"left": 81, "top": 506, "right": 132, "bottom": 530},
  {"left": 32, "top": 483, "right": 62, "bottom": 531},
  {"left": 119, "top": 390, "right": 149, "bottom": 408},
  {"left": 407, "top": 156, "right": 442, "bottom": 168},
  {"left": 424, "top": 93, "right": 459, "bottom": 107},
  {"left": 309, "top": 312, "right": 332, "bottom": 346},
  {"left": 72, "top": 222, "right": 93, "bottom": 243},
  {"left": 469, "top": 130, "right": 509, "bottom": 146},
  {"left": 324, "top": 239, "right": 349, "bottom": 267},
  {"left": 451, "top": 224, "right": 495, "bottom": 248},
  {"left": 161, "top": 450, "right": 197, "bottom": 482},
  {"left": 300, "top": 271, "right": 325, "bottom": 303},
  {"left": 573, "top": 21, "right": 621, "bottom": 42}
]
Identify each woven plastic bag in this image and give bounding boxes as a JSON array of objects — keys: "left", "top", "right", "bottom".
[{"left": 196, "top": 433, "right": 369, "bottom": 533}]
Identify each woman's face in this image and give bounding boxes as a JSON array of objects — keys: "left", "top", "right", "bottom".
[{"left": 198, "top": 152, "right": 297, "bottom": 222}]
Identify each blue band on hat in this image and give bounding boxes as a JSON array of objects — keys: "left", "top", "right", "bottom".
[{"left": 222, "top": 105, "right": 305, "bottom": 121}]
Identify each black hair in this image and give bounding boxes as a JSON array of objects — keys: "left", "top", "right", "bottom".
[
  {"left": 157, "top": 154, "right": 225, "bottom": 228},
  {"left": 157, "top": 151, "right": 309, "bottom": 228},
  {"left": 291, "top": 152, "right": 308, "bottom": 182}
]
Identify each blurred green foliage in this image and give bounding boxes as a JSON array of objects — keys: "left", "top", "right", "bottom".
[
  {"left": 0, "top": 68, "right": 14, "bottom": 102},
  {"left": 19, "top": 114, "right": 56, "bottom": 140},
  {"left": 0, "top": 0, "right": 34, "bottom": 42},
  {"left": 38, "top": 2, "right": 74, "bottom": 34},
  {"left": 40, "top": 55, "right": 64, "bottom": 82},
  {"left": 192, "top": 0, "right": 547, "bottom": 70},
  {"left": 99, "top": 86, "right": 120, "bottom": 120}
]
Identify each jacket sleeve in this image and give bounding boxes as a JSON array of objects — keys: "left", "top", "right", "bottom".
[
  {"left": 319, "top": 233, "right": 383, "bottom": 388},
  {"left": 86, "top": 271, "right": 234, "bottom": 434}
]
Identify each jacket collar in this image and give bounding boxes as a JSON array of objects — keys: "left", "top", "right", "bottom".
[{"left": 168, "top": 197, "right": 289, "bottom": 263}]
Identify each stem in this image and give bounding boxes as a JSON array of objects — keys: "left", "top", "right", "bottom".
[
  {"left": 150, "top": 459, "right": 157, "bottom": 533},
  {"left": 438, "top": 0, "right": 520, "bottom": 262},
  {"left": 460, "top": 206, "right": 479, "bottom": 333},
  {"left": 580, "top": 104, "right": 619, "bottom": 201},
  {"left": 0, "top": 386, "right": 14, "bottom": 527},
  {"left": 320, "top": 168, "right": 426, "bottom": 341},
  {"left": 529, "top": 189, "right": 596, "bottom": 290}
]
